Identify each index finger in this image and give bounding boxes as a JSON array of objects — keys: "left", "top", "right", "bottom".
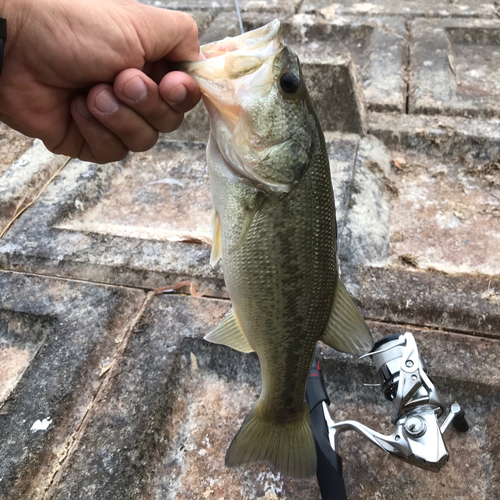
[{"left": 131, "top": 7, "right": 200, "bottom": 63}]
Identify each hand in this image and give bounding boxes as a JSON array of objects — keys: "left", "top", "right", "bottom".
[{"left": 0, "top": 0, "right": 201, "bottom": 163}]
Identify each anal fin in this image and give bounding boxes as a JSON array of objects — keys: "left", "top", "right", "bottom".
[
  {"left": 204, "top": 308, "right": 254, "bottom": 353},
  {"left": 320, "top": 279, "right": 373, "bottom": 355}
]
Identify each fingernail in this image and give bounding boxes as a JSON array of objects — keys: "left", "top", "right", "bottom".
[
  {"left": 199, "top": 49, "right": 206, "bottom": 61},
  {"left": 76, "top": 97, "right": 91, "bottom": 119},
  {"left": 95, "top": 90, "right": 119, "bottom": 114},
  {"left": 123, "top": 76, "right": 148, "bottom": 102},
  {"left": 168, "top": 84, "right": 188, "bottom": 103}
]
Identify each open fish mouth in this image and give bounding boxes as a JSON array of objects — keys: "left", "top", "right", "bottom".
[
  {"left": 182, "top": 20, "right": 284, "bottom": 129},
  {"left": 187, "top": 19, "right": 282, "bottom": 69}
]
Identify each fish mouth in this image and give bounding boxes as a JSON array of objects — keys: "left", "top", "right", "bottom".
[
  {"left": 182, "top": 20, "right": 284, "bottom": 129},
  {"left": 190, "top": 19, "right": 282, "bottom": 65}
]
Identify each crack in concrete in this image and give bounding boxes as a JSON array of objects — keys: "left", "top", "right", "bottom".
[
  {"left": 1, "top": 268, "right": 151, "bottom": 291},
  {"left": 366, "top": 317, "right": 500, "bottom": 341},
  {"left": 0, "top": 268, "right": 229, "bottom": 300},
  {"left": 38, "top": 291, "right": 155, "bottom": 500},
  {"left": 404, "top": 19, "right": 411, "bottom": 115},
  {"left": 0, "top": 157, "right": 71, "bottom": 240}
]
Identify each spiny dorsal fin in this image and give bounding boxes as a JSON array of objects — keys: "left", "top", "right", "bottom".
[
  {"left": 210, "top": 210, "right": 223, "bottom": 267},
  {"left": 320, "top": 278, "right": 373, "bottom": 355},
  {"left": 204, "top": 308, "right": 254, "bottom": 353}
]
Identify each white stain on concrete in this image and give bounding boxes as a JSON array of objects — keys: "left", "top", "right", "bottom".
[{"left": 30, "top": 417, "right": 52, "bottom": 432}]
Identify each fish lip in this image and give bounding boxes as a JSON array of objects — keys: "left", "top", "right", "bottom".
[
  {"left": 202, "top": 18, "right": 281, "bottom": 55},
  {"left": 181, "top": 20, "right": 285, "bottom": 132},
  {"left": 181, "top": 19, "right": 282, "bottom": 72}
]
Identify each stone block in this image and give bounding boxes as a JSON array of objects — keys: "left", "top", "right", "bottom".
[
  {"left": 388, "top": 150, "right": 500, "bottom": 277},
  {"left": 0, "top": 136, "right": 387, "bottom": 298},
  {"left": 137, "top": 0, "right": 300, "bottom": 15},
  {"left": 36, "top": 294, "right": 500, "bottom": 499},
  {"left": 335, "top": 132, "right": 500, "bottom": 337},
  {"left": 0, "top": 123, "right": 34, "bottom": 176},
  {"left": 410, "top": 19, "right": 500, "bottom": 118},
  {"left": 300, "top": 0, "right": 500, "bottom": 19},
  {"left": 0, "top": 139, "right": 67, "bottom": 235},
  {"left": 338, "top": 134, "right": 394, "bottom": 271},
  {"left": 302, "top": 53, "right": 368, "bottom": 134},
  {"left": 324, "top": 132, "right": 361, "bottom": 233},
  {"left": 0, "top": 271, "right": 145, "bottom": 500},
  {"left": 0, "top": 141, "right": 223, "bottom": 295},
  {"left": 285, "top": 14, "right": 407, "bottom": 114},
  {"left": 369, "top": 112, "right": 500, "bottom": 160},
  {"left": 350, "top": 267, "right": 500, "bottom": 337}
]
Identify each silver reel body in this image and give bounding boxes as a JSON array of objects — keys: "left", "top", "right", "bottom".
[{"left": 323, "top": 332, "right": 467, "bottom": 472}]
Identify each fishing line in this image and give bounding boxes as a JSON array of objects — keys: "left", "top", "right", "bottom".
[
  {"left": 339, "top": 146, "right": 405, "bottom": 335},
  {"left": 234, "top": 0, "right": 245, "bottom": 34}
]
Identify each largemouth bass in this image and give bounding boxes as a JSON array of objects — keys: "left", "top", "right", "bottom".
[{"left": 184, "top": 20, "right": 373, "bottom": 478}]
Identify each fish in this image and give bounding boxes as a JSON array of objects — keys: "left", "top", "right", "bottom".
[{"left": 184, "top": 20, "right": 373, "bottom": 478}]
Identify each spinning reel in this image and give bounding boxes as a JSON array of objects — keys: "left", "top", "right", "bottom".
[{"left": 306, "top": 332, "right": 469, "bottom": 500}]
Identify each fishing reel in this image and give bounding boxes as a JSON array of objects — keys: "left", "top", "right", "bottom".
[{"left": 306, "top": 332, "right": 469, "bottom": 500}]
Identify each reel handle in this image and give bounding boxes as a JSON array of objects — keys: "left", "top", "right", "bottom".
[
  {"left": 452, "top": 406, "right": 469, "bottom": 432},
  {"left": 307, "top": 358, "right": 348, "bottom": 500}
]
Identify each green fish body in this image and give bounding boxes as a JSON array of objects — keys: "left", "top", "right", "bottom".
[{"left": 185, "top": 20, "right": 373, "bottom": 478}]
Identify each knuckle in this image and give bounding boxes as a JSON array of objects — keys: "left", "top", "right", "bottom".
[
  {"left": 95, "top": 148, "right": 129, "bottom": 164},
  {"left": 157, "top": 114, "right": 184, "bottom": 133},
  {"left": 129, "top": 130, "right": 159, "bottom": 152},
  {"left": 120, "top": 119, "right": 150, "bottom": 142},
  {"left": 188, "top": 16, "right": 199, "bottom": 39},
  {"left": 91, "top": 138, "right": 129, "bottom": 164},
  {"left": 115, "top": 118, "right": 158, "bottom": 152},
  {"left": 180, "top": 12, "right": 198, "bottom": 37},
  {"left": 49, "top": 144, "right": 72, "bottom": 156}
]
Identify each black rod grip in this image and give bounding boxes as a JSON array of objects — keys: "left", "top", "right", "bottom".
[
  {"left": 306, "top": 357, "right": 330, "bottom": 412},
  {"left": 307, "top": 358, "right": 348, "bottom": 500}
]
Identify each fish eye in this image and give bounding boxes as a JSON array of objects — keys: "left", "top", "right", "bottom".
[{"left": 280, "top": 72, "right": 300, "bottom": 94}]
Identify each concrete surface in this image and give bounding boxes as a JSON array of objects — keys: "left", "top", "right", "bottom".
[
  {"left": 0, "top": 2, "right": 499, "bottom": 500},
  {"left": 410, "top": 19, "right": 500, "bottom": 118}
]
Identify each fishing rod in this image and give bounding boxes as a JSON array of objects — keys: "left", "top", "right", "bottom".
[{"left": 306, "top": 332, "right": 469, "bottom": 500}]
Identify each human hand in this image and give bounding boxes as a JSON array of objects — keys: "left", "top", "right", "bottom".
[{"left": 0, "top": 0, "right": 201, "bottom": 163}]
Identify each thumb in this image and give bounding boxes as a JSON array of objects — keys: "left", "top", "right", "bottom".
[{"left": 132, "top": 7, "right": 200, "bottom": 63}]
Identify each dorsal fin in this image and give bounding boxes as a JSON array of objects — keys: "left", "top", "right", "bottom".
[
  {"left": 320, "top": 278, "right": 373, "bottom": 354},
  {"left": 204, "top": 309, "right": 254, "bottom": 353}
]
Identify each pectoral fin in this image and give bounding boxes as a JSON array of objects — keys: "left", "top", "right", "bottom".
[
  {"left": 204, "top": 308, "right": 254, "bottom": 353},
  {"left": 320, "top": 279, "right": 373, "bottom": 354},
  {"left": 210, "top": 210, "right": 223, "bottom": 267}
]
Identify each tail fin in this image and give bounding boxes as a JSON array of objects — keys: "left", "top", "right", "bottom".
[{"left": 225, "top": 401, "right": 317, "bottom": 478}]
